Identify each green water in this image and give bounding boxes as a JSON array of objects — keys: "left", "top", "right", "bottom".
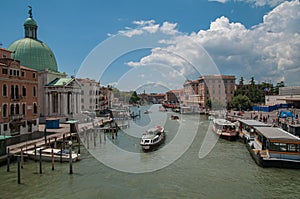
[{"left": 1, "top": 107, "right": 300, "bottom": 199}]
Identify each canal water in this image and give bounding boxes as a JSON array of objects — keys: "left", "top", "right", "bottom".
[{"left": 1, "top": 105, "right": 300, "bottom": 199}]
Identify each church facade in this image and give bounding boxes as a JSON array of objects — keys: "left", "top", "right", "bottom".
[{"left": 8, "top": 7, "right": 81, "bottom": 123}]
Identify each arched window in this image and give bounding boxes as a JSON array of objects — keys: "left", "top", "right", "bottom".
[
  {"left": 22, "top": 86, "right": 26, "bottom": 96},
  {"left": 11, "top": 85, "right": 15, "bottom": 99},
  {"left": 33, "top": 103, "right": 37, "bottom": 114},
  {"left": 2, "top": 84, "right": 7, "bottom": 96},
  {"left": 22, "top": 103, "right": 26, "bottom": 115},
  {"left": 16, "top": 104, "right": 20, "bottom": 115},
  {"left": 33, "top": 86, "right": 36, "bottom": 97},
  {"left": 15, "top": 85, "right": 19, "bottom": 99},
  {"left": 2, "top": 104, "right": 8, "bottom": 117},
  {"left": 10, "top": 104, "right": 15, "bottom": 115}
]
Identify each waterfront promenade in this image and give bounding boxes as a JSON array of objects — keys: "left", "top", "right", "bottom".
[{"left": 0, "top": 117, "right": 111, "bottom": 163}]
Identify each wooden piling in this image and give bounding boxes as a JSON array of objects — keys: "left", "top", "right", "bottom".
[
  {"left": 77, "top": 134, "right": 81, "bottom": 154},
  {"left": 51, "top": 148, "right": 54, "bottom": 170},
  {"left": 39, "top": 149, "right": 42, "bottom": 174},
  {"left": 54, "top": 137, "right": 57, "bottom": 148},
  {"left": 60, "top": 144, "right": 63, "bottom": 163},
  {"left": 63, "top": 134, "right": 65, "bottom": 149},
  {"left": 34, "top": 144, "right": 37, "bottom": 162},
  {"left": 21, "top": 148, "right": 24, "bottom": 169},
  {"left": 94, "top": 132, "right": 96, "bottom": 148},
  {"left": 17, "top": 156, "right": 21, "bottom": 184},
  {"left": 87, "top": 132, "right": 89, "bottom": 149},
  {"left": 7, "top": 148, "right": 10, "bottom": 172},
  {"left": 69, "top": 143, "right": 73, "bottom": 174}
]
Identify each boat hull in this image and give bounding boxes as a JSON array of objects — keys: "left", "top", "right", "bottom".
[
  {"left": 140, "top": 132, "right": 166, "bottom": 151},
  {"left": 24, "top": 149, "right": 80, "bottom": 162},
  {"left": 246, "top": 144, "right": 300, "bottom": 169}
]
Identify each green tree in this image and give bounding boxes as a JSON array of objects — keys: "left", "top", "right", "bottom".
[
  {"left": 129, "top": 91, "right": 140, "bottom": 104},
  {"left": 229, "top": 94, "right": 251, "bottom": 110},
  {"left": 274, "top": 81, "right": 284, "bottom": 95},
  {"left": 238, "top": 77, "right": 244, "bottom": 86},
  {"left": 205, "top": 99, "right": 212, "bottom": 109}
]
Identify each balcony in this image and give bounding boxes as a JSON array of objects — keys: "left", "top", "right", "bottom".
[{"left": 9, "top": 114, "right": 24, "bottom": 121}]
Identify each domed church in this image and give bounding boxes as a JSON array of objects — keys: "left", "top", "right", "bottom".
[
  {"left": 8, "top": 6, "right": 58, "bottom": 72},
  {"left": 8, "top": 7, "right": 81, "bottom": 122}
]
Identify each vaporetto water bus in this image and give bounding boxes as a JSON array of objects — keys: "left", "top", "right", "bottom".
[
  {"left": 212, "top": 119, "right": 238, "bottom": 140},
  {"left": 140, "top": 126, "right": 165, "bottom": 151},
  {"left": 246, "top": 126, "right": 300, "bottom": 169}
]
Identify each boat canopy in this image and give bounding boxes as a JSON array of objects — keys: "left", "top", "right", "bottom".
[
  {"left": 239, "top": 119, "right": 271, "bottom": 127},
  {"left": 255, "top": 127, "right": 300, "bottom": 142}
]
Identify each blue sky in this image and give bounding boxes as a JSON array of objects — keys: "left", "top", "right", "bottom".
[{"left": 1, "top": 0, "right": 299, "bottom": 92}]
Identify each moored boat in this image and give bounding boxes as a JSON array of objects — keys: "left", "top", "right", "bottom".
[
  {"left": 140, "top": 126, "right": 165, "bottom": 151},
  {"left": 24, "top": 147, "right": 80, "bottom": 162},
  {"left": 212, "top": 119, "right": 238, "bottom": 140},
  {"left": 237, "top": 119, "right": 271, "bottom": 143},
  {"left": 246, "top": 126, "right": 300, "bottom": 169}
]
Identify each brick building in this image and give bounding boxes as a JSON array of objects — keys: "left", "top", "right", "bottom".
[{"left": 0, "top": 48, "right": 39, "bottom": 136}]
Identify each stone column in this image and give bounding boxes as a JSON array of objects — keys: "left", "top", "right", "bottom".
[
  {"left": 45, "top": 91, "right": 49, "bottom": 116},
  {"left": 49, "top": 92, "right": 52, "bottom": 117},
  {"left": 58, "top": 93, "right": 61, "bottom": 116}
]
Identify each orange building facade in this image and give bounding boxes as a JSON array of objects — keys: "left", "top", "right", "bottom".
[{"left": 0, "top": 48, "right": 39, "bottom": 136}]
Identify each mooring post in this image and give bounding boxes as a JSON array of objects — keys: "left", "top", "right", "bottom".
[
  {"left": 51, "top": 148, "right": 54, "bottom": 171},
  {"left": 34, "top": 144, "right": 37, "bottom": 162},
  {"left": 99, "top": 132, "right": 102, "bottom": 143},
  {"left": 21, "top": 148, "right": 24, "bottom": 169},
  {"left": 54, "top": 137, "right": 57, "bottom": 148},
  {"left": 94, "top": 132, "right": 96, "bottom": 148},
  {"left": 7, "top": 148, "right": 10, "bottom": 172},
  {"left": 60, "top": 144, "right": 63, "bottom": 163},
  {"left": 87, "top": 132, "right": 90, "bottom": 149},
  {"left": 39, "top": 149, "right": 42, "bottom": 174},
  {"left": 17, "top": 156, "right": 21, "bottom": 184},
  {"left": 63, "top": 134, "right": 65, "bottom": 149},
  {"left": 69, "top": 141, "right": 73, "bottom": 174},
  {"left": 77, "top": 134, "right": 81, "bottom": 154}
]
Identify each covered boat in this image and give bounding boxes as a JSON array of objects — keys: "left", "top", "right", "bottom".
[
  {"left": 140, "top": 126, "right": 165, "bottom": 150},
  {"left": 212, "top": 119, "right": 238, "bottom": 140}
]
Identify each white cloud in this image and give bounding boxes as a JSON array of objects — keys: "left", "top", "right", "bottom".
[
  {"left": 198, "top": 0, "right": 300, "bottom": 85},
  {"left": 119, "top": 20, "right": 178, "bottom": 38},
  {"left": 160, "top": 22, "right": 178, "bottom": 35},
  {"left": 209, "top": 0, "right": 287, "bottom": 7},
  {"left": 119, "top": 0, "right": 300, "bottom": 86}
]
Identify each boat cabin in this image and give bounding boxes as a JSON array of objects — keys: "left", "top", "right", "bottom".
[
  {"left": 253, "top": 127, "right": 300, "bottom": 161},
  {"left": 238, "top": 119, "right": 271, "bottom": 141}
]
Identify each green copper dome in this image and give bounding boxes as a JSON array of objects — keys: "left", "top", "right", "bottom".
[
  {"left": 24, "top": 17, "right": 37, "bottom": 26},
  {"left": 8, "top": 38, "right": 58, "bottom": 72},
  {"left": 7, "top": 6, "right": 58, "bottom": 72}
]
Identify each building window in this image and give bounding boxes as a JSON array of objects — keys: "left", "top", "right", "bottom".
[
  {"left": 33, "top": 103, "right": 37, "bottom": 114},
  {"left": 2, "top": 84, "right": 7, "bottom": 97},
  {"left": 10, "top": 104, "right": 15, "bottom": 115},
  {"left": 81, "top": 90, "right": 84, "bottom": 95},
  {"left": 22, "top": 86, "right": 26, "bottom": 96},
  {"left": 2, "top": 104, "right": 8, "bottom": 117},
  {"left": 33, "top": 73, "right": 36, "bottom": 78},
  {"left": 4, "top": 124, "right": 8, "bottom": 131},
  {"left": 33, "top": 86, "right": 36, "bottom": 97},
  {"left": 21, "top": 71, "right": 25, "bottom": 77},
  {"left": 16, "top": 104, "right": 20, "bottom": 115},
  {"left": 10, "top": 85, "right": 14, "bottom": 99},
  {"left": 2, "top": 68, "right": 8, "bottom": 75},
  {"left": 15, "top": 85, "right": 19, "bottom": 99},
  {"left": 81, "top": 98, "right": 84, "bottom": 103},
  {"left": 16, "top": 70, "right": 20, "bottom": 76},
  {"left": 10, "top": 69, "right": 13, "bottom": 76},
  {"left": 22, "top": 103, "right": 26, "bottom": 115}
]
